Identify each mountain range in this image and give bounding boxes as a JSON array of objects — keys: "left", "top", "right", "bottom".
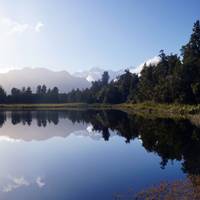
[
  {"left": 73, "top": 67, "right": 124, "bottom": 82},
  {"left": 0, "top": 68, "right": 91, "bottom": 93},
  {"left": 0, "top": 56, "right": 160, "bottom": 93}
]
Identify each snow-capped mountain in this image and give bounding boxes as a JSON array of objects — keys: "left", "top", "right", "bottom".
[
  {"left": 0, "top": 56, "right": 161, "bottom": 93},
  {"left": 73, "top": 56, "right": 161, "bottom": 82},
  {"left": 73, "top": 67, "right": 124, "bottom": 82},
  {"left": 130, "top": 56, "right": 161, "bottom": 74}
]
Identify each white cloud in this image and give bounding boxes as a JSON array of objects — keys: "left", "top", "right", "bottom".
[
  {"left": 36, "top": 177, "right": 45, "bottom": 188},
  {"left": 0, "top": 17, "right": 44, "bottom": 35},
  {"left": 2, "top": 176, "right": 46, "bottom": 192},
  {"left": 130, "top": 56, "right": 161, "bottom": 74},
  {"left": 35, "top": 22, "right": 44, "bottom": 32},
  {"left": 13, "top": 177, "right": 29, "bottom": 186},
  {"left": 86, "top": 75, "right": 95, "bottom": 82},
  {"left": 3, "top": 177, "right": 29, "bottom": 192}
]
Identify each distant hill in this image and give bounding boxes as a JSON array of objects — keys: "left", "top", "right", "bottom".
[{"left": 0, "top": 68, "right": 91, "bottom": 93}]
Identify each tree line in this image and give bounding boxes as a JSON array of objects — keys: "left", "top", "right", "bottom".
[
  {"left": 0, "top": 85, "right": 60, "bottom": 103},
  {"left": 66, "top": 20, "right": 200, "bottom": 104},
  {"left": 0, "top": 20, "right": 199, "bottom": 104}
]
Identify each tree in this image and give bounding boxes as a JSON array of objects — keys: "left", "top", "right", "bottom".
[
  {"left": 102, "top": 85, "right": 123, "bottom": 104},
  {"left": 26, "top": 87, "right": 32, "bottom": 95},
  {"left": 51, "top": 87, "right": 59, "bottom": 102},
  {"left": 181, "top": 20, "right": 200, "bottom": 103},
  {"left": 41, "top": 85, "right": 47, "bottom": 95},
  {"left": 136, "top": 64, "right": 155, "bottom": 102},
  {"left": 116, "top": 70, "right": 136, "bottom": 102},
  {"left": 102, "top": 71, "right": 109, "bottom": 85},
  {"left": 36, "top": 85, "right": 42, "bottom": 95},
  {"left": 11, "top": 88, "right": 21, "bottom": 96},
  {"left": 182, "top": 20, "right": 200, "bottom": 63},
  {"left": 0, "top": 86, "right": 6, "bottom": 103}
]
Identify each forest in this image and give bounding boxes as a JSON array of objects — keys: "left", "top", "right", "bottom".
[{"left": 0, "top": 20, "right": 200, "bottom": 104}]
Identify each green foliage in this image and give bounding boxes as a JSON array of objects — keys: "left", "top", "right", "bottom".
[
  {"left": 101, "top": 71, "right": 109, "bottom": 86},
  {"left": 0, "top": 86, "right": 6, "bottom": 103}
]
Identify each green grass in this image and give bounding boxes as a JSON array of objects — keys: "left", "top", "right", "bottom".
[
  {"left": 0, "top": 103, "right": 112, "bottom": 110},
  {"left": 118, "top": 102, "right": 200, "bottom": 115},
  {"left": 0, "top": 102, "right": 200, "bottom": 117}
]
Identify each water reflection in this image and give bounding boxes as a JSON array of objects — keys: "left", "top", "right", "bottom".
[
  {"left": 0, "top": 110, "right": 199, "bottom": 199},
  {"left": 0, "top": 110, "right": 199, "bottom": 176}
]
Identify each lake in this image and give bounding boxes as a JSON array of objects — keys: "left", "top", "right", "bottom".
[{"left": 0, "top": 109, "right": 199, "bottom": 199}]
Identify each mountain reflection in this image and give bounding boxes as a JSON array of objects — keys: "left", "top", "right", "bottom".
[{"left": 0, "top": 110, "right": 199, "bottom": 175}]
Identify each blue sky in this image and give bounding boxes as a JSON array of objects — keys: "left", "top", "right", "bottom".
[{"left": 0, "top": 0, "right": 199, "bottom": 73}]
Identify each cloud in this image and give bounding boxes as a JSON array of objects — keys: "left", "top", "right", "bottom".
[
  {"left": 0, "top": 17, "right": 44, "bottom": 35},
  {"left": 35, "top": 22, "right": 44, "bottom": 32},
  {"left": 130, "top": 56, "right": 161, "bottom": 74},
  {"left": 2, "top": 176, "right": 46, "bottom": 192},
  {"left": 3, "top": 177, "right": 29, "bottom": 192},
  {"left": 86, "top": 75, "right": 95, "bottom": 82},
  {"left": 36, "top": 177, "right": 45, "bottom": 188}
]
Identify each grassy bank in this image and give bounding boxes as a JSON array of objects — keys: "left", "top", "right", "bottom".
[
  {"left": 117, "top": 102, "right": 200, "bottom": 115},
  {"left": 0, "top": 102, "right": 200, "bottom": 116},
  {"left": 0, "top": 103, "right": 113, "bottom": 110},
  {"left": 114, "top": 102, "right": 200, "bottom": 120}
]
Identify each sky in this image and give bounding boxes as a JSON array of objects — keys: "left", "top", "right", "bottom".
[{"left": 0, "top": 0, "right": 199, "bottom": 73}]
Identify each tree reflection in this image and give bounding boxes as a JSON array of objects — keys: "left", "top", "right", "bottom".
[
  {"left": 0, "top": 109, "right": 200, "bottom": 175},
  {"left": 0, "top": 112, "right": 6, "bottom": 127}
]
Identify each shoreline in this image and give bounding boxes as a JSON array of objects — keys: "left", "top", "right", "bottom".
[
  {"left": 1, "top": 102, "right": 200, "bottom": 136},
  {"left": 0, "top": 103, "right": 113, "bottom": 111},
  {"left": 0, "top": 102, "right": 199, "bottom": 116}
]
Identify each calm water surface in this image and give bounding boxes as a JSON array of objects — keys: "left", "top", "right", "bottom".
[{"left": 0, "top": 109, "right": 198, "bottom": 199}]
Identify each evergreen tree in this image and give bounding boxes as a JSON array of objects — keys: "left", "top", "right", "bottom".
[
  {"left": 0, "top": 86, "right": 6, "bottom": 103},
  {"left": 102, "top": 71, "right": 109, "bottom": 85}
]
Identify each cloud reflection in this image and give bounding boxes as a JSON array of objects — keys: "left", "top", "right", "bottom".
[{"left": 0, "top": 136, "right": 21, "bottom": 143}]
